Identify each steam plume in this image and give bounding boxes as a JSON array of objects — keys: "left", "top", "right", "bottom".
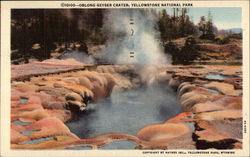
[{"left": 98, "top": 9, "right": 171, "bottom": 65}]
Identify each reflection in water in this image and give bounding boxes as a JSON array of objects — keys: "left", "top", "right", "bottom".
[{"left": 66, "top": 84, "right": 181, "bottom": 139}]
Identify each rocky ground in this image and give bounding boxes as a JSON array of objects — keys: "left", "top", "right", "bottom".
[
  {"left": 173, "top": 35, "right": 242, "bottom": 65},
  {"left": 11, "top": 59, "right": 242, "bottom": 149}
]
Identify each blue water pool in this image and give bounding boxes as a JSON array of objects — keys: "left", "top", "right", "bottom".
[
  {"left": 204, "top": 74, "right": 232, "bottom": 80},
  {"left": 66, "top": 85, "right": 181, "bottom": 141}
]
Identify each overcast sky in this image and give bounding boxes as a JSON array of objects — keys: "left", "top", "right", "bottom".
[{"left": 165, "top": 8, "right": 241, "bottom": 30}]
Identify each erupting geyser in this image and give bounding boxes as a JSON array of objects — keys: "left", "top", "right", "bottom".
[{"left": 98, "top": 9, "right": 171, "bottom": 65}]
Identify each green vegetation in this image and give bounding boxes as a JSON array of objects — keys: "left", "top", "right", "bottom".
[
  {"left": 214, "top": 33, "right": 242, "bottom": 45},
  {"left": 164, "top": 37, "right": 200, "bottom": 65},
  {"left": 215, "top": 36, "right": 230, "bottom": 45},
  {"left": 157, "top": 9, "right": 216, "bottom": 65},
  {"left": 11, "top": 9, "right": 105, "bottom": 62},
  {"left": 158, "top": 9, "right": 198, "bottom": 41},
  {"left": 11, "top": 9, "right": 241, "bottom": 65},
  {"left": 198, "top": 11, "right": 215, "bottom": 40}
]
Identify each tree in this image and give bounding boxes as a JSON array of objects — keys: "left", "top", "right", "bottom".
[
  {"left": 198, "top": 16, "right": 207, "bottom": 36},
  {"left": 158, "top": 9, "right": 197, "bottom": 41},
  {"left": 198, "top": 11, "right": 215, "bottom": 40},
  {"left": 164, "top": 37, "right": 199, "bottom": 65},
  {"left": 158, "top": 9, "right": 170, "bottom": 41},
  {"left": 205, "top": 10, "right": 215, "bottom": 40},
  {"left": 179, "top": 8, "right": 187, "bottom": 37},
  {"left": 179, "top": 37, "right": 199, "bottom": 65},
  {"left": 11, "top": 9, "right": 106, "bottom": 63}
]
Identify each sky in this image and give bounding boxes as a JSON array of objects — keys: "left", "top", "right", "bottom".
[{"left": 166, "top": 8, "right": 242, "bottom": 30}]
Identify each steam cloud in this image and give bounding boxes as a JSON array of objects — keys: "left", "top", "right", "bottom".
[
  {"left": 98, "top": 9, "right": 171, "bottom": 65},
  {"left": 60, "top": 9, "right": 172, "bottom": 84}
]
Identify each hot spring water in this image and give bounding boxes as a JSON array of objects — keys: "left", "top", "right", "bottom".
[{"left": 66, "top": 84, "right": 181, "bottom": 139}]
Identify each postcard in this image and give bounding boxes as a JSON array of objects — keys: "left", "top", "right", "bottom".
[{"left": 1, "top": 1, "right": 249, "bottom": 156}]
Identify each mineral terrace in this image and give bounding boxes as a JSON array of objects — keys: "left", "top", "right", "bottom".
[{"left": 11, "top": 59, "right": 242, "bottom": 149}]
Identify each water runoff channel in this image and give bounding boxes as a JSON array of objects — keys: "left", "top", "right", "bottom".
[{"left": 66, "top": 82, "right": 182, "bottom": 149}]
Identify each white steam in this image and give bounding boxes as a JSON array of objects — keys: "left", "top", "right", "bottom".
[{"left": 98, "top": 9, "right": 171, "bottom": 65}]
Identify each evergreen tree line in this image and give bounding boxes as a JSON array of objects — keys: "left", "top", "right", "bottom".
[
  {"left": 11, "top": 9, "right": 105, "bottom": 60},
  {"left": 11, "top": 9, "right": 216, "bottom": 52},
  {"left": 157, "top": 9, "right": 225, "bottom": 65},
  {"left": 157, "top": 8, "right": 198, "bottom": 41},
  {"left": 11, "top": 9, "right": 221, "bottom": 64}
]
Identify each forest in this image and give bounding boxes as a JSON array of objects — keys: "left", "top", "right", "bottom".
[{"left": 11, "top": 9, "right": 241, "bottom": 65}]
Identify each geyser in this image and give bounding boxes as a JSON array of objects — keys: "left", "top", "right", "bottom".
[{"left": 97, "top": 9, "right": 171, "bottom": 65}]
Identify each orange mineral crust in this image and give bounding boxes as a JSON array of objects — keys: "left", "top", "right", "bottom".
[{"left": 10, "top": 61, "right": 242, "bottom": 149}]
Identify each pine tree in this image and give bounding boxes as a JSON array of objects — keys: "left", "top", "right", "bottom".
[
  {"left": 206, "top": 10, "right": 215, "bottom": 39},
  {"left": 198, "top": 10, "right": 215, "bottom": 40},
  {"left": 198, "top": 16, "right": 206, "bottom": 36}
]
